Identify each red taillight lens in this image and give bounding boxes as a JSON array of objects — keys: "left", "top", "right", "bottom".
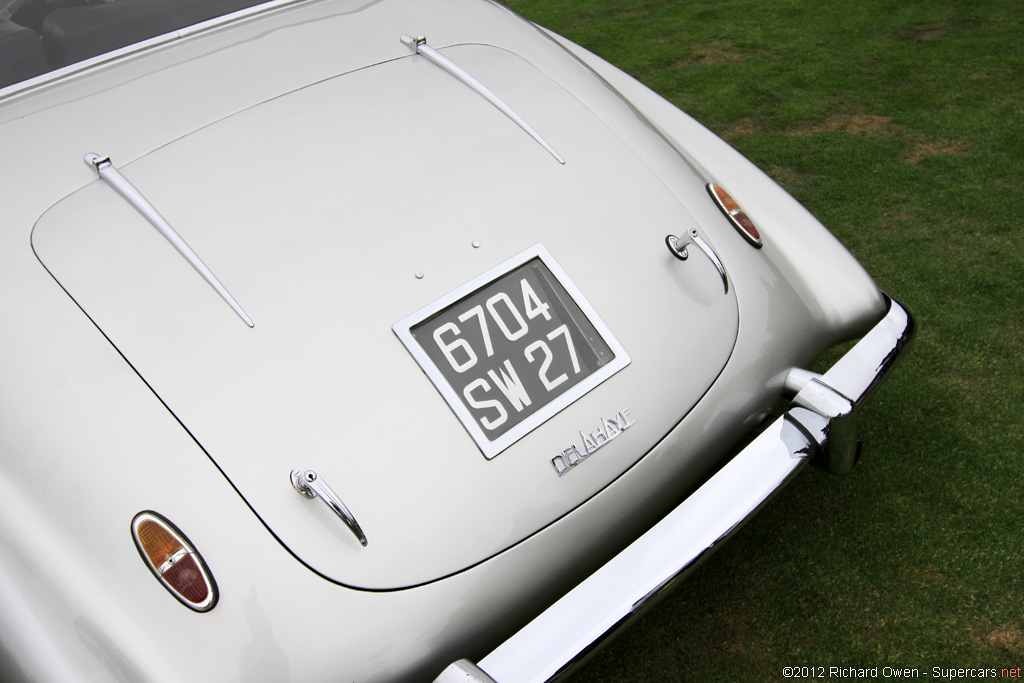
[
  {"left": 131, "top": 512, "right": 218, "bottom": 612},
  {"left": 708, "top": 184, "right": 763, "bottom": 247},
  {"left": 162, "top": 555, "right": 210, "bottom": 605}
]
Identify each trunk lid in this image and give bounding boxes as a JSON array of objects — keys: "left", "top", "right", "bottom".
[{"left": 32, "top": 44, "right": 738, "bottom": 588}]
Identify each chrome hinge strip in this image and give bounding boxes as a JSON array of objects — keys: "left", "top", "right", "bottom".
[
  {"left": 400, "top": 35, "right": 565, "bottom": 164},
  {"left": 83, "top": 153, "right": 254, "bottom": 328}
]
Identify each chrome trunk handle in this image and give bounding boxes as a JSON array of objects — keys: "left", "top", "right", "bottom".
[
  {"left": 666, "top": 228, "right": 729, "bottom": 293},
  {"left": 290, "top": 469, "right": 368, "bottom": 547}
]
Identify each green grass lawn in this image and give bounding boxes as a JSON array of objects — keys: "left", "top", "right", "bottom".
[{"left": 506, "top": 0, "right": 1024, "bottom": 679}]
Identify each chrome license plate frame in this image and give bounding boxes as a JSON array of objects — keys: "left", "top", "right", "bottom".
[{"left": 394, "top": 244, "right": 631, "bottom": 459}]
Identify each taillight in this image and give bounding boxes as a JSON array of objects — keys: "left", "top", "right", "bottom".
[
  {"left": 708, "top": 183, "right": 763, "bottom": 248},
  {"left": 131, "top": 511, "right": 218, "bottom": 612}
]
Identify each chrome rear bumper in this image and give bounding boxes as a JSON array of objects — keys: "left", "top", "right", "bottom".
[{"left": 434, "top": 295, "right": 914, "bottom": 683}]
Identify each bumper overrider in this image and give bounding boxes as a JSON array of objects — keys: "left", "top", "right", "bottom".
[{"left": 435, "top": 295, "right": 914, "bottom": 683}]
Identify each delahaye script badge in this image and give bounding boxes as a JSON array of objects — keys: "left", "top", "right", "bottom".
[{"left": 552, "top": 408, "right": 635, "bottom": 476}]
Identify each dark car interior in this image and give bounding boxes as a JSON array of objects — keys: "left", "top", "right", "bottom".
[{"left": 1, "top": 0, "right": 272, "bottom": 89}]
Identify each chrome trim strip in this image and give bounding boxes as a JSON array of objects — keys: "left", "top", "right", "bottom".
[
  {"left": 400, "top": 35, "right": 566, "bottom": 165},
  {"left": 84, "top": 154, "right": 254, "bottom": 328},
  {"left": 290, "top": 469, "right": 368, "bottom": 547},
  {"left": 436, "top": 295, "right": 914, "bottom": 683},
  {"left": 1, "top": 0, "right": 310, "bottom": 101}
]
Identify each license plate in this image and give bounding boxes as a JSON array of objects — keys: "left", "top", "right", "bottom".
[{"left": 394, "top": 245, "right": 630, "bottom": 459}]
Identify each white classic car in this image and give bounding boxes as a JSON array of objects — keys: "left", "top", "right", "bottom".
[{"left": 0, "top": 0, "right": 913, "bottom": 681}]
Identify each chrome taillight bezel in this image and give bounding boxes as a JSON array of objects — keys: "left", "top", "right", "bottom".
[
  {"left": 708, "top": 183, "right": 764, "bottom": 248},
  {"left": 131, "top": 511, "right": 218, "bottom": 613}
]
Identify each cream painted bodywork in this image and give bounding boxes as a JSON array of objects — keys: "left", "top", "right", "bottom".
[
  {"left": 0, "top": 0, "right": 884, "bottom": 680},
  {"left": 30, "top": 43, "right": 740, "bottom": 588}
]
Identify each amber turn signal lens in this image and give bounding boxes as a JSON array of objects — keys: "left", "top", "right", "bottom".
[
  {"left": 708, "top": 183, "right": 763, "bottom": 247},
  {"left": 136, "top": 518, "right": 180, "bottom": 567},
  {"left": 131, "top": 511, "right": 218, "bottom": 612}
]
